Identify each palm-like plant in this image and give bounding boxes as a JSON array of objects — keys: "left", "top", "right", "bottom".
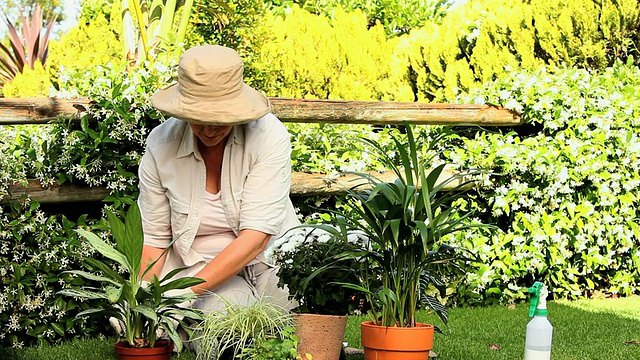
[
  {"left": 58, "top": 203, "right": 205, "bottom": 351},
  {"left": 325, "top": 124, "right": 490, "bottom": 329},
  {"left": 0, "top": 4, "right": 56, "bottom": 86}
]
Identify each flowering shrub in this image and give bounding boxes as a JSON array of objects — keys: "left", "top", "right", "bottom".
[
  {"left": 266, "top": 226, "right": 369, "bottom": 315},
  {"left": 48, "top": 62, "right": 173, "bottom": 201},
  {"left": 0, "top": 201, "right": 111, "bottom": 348},
  {"left": 0, "top": 61, "right": 174, "bottom": 347},
  {"left": 448, "top": 61, "right": 640, "bottom": 303}
]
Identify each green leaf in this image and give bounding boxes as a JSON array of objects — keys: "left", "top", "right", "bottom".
[
  {"left": 106, "top": 286, "right": 123, "bottom": 303},
  {"left": 76, "top": 229, "right": 132, "bottom": 273},
  {"left": 83, "top": 258, "right": 125, "bottom": 283},
  {"left": 160, "top": 277, "right": 205, "bottom": 294},
  {"left": 132, "top": 304, "right": 158, "bottom": 323},
  {"left": 57, "top": 288, "right": 108, "bottom": 300},
  {"left": 63, "top": 270, "right": 120, "bottom": 286},
  {"left": 106, "top": 210, "right": 126, "bottom": 256},
  {"left": 51, "top": 323, "right": 65, "bottom": 337},
  {"left": 124, "top": 203, "right": 144, "bottom": 276}
]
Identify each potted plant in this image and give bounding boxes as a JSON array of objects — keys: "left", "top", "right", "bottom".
[
  {"left": 319, "top": 124, "right": 489, "bottom": 359},
  {"left": 191, "top": 295, "right": 305, "bottom": 360},
  {"left": 266, "top": 226, "right": 368, "bottom": 359},
  {"left": 58, "top": 203, "right": 205, "bottom": 359}
]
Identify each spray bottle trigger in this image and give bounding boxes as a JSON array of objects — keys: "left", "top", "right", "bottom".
[{"left": 528, "top": 282, "right": 543, "bottom": 317}]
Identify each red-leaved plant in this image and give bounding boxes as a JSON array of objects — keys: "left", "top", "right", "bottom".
[{"left": 0, "top": 4, "right": 56, "bottom": 86}]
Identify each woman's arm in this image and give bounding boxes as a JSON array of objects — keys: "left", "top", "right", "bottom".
[
  {"left": 139, "top": 245, "right": 167, "bottom": 281},
  {"left": 190, "top": 229, "right": 270, "bottom": 294},
  {"left": 138, "top": 147, "right": 173, "bottom": 277}
]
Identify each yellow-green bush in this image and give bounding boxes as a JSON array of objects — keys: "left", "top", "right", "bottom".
[
  {"left": 256, "top": 6, "right": 407, "bottom": 101},
  {"left": 388, "top": 0, "right": 639, "bottom": 102},
  {"left": 47, "top": 3, "right": 123, "bottom": 87},
  {"left": 3, "top": 61, "right": 53, "bottom": 97},
  {"left": 532, "top": 0, "right": 639, "bottom": 68}
]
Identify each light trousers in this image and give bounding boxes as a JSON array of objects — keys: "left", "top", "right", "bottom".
[{"left": 192, "top": 262, "right": 295, "bottom": 314}]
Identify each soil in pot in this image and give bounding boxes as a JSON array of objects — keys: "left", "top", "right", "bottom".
[{"left": 113, "top": 340, "right": 174, "bottom": 360}]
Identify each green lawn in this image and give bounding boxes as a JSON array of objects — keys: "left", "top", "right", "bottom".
[{"left": 3, "top": 296, "right": 640, "bottom": 360}]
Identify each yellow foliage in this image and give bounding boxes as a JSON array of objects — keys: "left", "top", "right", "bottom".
[
  {"left": 389, "top": 0, "right": 639, "bottom": 101},
  {"left": 47, "top": 7, "right": 123, "bottom": 83},
  {"left": 3, "top": 61, "right": 53, "bottom": 98},
  {"left": 256, "top": 6, "right": 397, "bottom": 101},
  {"left": 531, "top": 0, "right": 639, "bottom": 68},
  {"left": 250, "top": 0, "right": 637, "bottom": 103}
]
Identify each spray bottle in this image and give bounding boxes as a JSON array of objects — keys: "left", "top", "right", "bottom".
[{"left": 524, "top": 282, "right": 553, "bottom": 360}]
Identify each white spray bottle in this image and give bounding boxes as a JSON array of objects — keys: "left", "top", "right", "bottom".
[{"left": 524, "top": 282, "right": 553, "bottom": 360}]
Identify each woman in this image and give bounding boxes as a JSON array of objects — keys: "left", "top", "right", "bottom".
[{"left": 137, "top": 45, "right": 299, "bottom": 313}]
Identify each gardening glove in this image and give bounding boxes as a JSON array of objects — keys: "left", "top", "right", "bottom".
[{"left": 109, "top": 317, "right": 125, "bottom": 336}]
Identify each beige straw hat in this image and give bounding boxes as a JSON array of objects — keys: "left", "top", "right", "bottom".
[{"left": 151, "top": 45, "right": 271, "bottom": 125}]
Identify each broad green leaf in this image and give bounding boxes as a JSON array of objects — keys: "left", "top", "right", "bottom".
[
  {"left": 76, "top": 229, "right": 132, "bottom": 272},
  {"left": 64, "top": 270, "right": 120, "bottom": 286},
  {"left": 106, "top": 286, "right": 123, "bottom": 304},
  {"left": 51, "top": 323, "right": 65, "bottom": 337},
  {"left": 132, "top": 304, "right": 158, "bottom": 323},
  {"left": 106, "top": 209, "right": 126, "bottom": 255},
  {"left": 160, "top": 277, "right": 205, "bottom": 294},
  {"left": 57, "top": 288, "right": 107, "bottom": 300},
  {"left": 84, "top": 258, "right": 125, "bottom": 283},
  {"left": 76, "top": 308, "right": 119, "bottom": 318},
  {"left": 124, "top": 203, "right": 144, "bottom": 276}
]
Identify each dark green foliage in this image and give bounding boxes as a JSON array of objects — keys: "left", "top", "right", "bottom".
[
  {"left": 0, "top": 201, "right": 111, "bottom": 347},
  {"left": 186, "top": 0, "right": 270, "bottom": 88}
]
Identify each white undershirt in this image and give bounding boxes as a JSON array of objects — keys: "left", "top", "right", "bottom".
[{"left": 191, "top": 191, "right": 238, "bottom": 262}]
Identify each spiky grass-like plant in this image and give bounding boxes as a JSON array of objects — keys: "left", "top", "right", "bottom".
[
  {"left": 322, "top": 123, "right": 493, "bottom": 329},
  {"left": 192, "top": 296, "right": 294, "bottom": 360}
]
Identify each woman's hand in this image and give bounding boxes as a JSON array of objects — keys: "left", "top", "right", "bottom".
[{"left": 191, "top": 229, "right": 270, "bottom": 294}]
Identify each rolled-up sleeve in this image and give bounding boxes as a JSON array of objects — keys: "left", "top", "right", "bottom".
[
  {"left": 238, "top": 121, "right": 292, "bottom": 235},
  {"left": 138, "top": 148, "right": 172, "bottom": 248}
]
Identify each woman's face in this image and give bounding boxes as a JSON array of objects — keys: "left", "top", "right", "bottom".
[{"left": 190, "top": 124, "right": 233, "bottom": 148}]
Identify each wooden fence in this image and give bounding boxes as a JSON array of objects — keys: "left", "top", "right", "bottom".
[{"left": 0, "top": 97, "right": 522, "bottom": 203}]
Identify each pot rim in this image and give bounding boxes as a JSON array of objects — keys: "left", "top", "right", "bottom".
[{"left": 360, "top": 320, "right": 435, "bottom": 329}]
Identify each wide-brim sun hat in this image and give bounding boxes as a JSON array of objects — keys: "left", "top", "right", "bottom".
[{"left": 151, "top": 45, "right": 271, "bottom": 125}]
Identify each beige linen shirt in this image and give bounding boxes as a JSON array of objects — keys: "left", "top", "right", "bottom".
[{"left": 138, "top": 114, "right": 300, "bottom": 278}]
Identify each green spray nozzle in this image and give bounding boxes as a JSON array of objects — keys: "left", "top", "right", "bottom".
[{"left": 528, "top": 282, "right": 548, "bottom": 317}]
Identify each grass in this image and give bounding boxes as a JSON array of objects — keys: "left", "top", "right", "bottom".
[
  {"left": 3, "top": 296, "right": 640, "bottom": 359},
  {"left": 344, "top": 296, "right": 640, "bottom": 360}
]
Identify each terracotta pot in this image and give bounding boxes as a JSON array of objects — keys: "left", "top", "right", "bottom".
[
  {"left": 294, "top": 313, "right": 348, "bottom": 360},
  {"left": 113, "top": 340, "right": 174, "bottom": 360},
  {"left": 360, "top": 321, "right": 434, "bottom": 360}
]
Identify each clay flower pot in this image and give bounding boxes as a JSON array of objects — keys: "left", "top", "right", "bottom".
[
  {"left": 360, "top": 321, "right": 434, "bottom": 360},
  {"left": 294, "top": 313, "right": 348, "bottom": 360},
  {"left": 113, "top": 340, "right": 174, "bottom": 360}
]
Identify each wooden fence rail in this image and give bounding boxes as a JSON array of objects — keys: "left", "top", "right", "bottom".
[{"left": 1, "top": 97, "right": 522, "bottom": 203}]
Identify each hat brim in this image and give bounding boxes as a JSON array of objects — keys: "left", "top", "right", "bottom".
[{"left": 151, "top": 82, "right": 272, "bottom": 125}]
